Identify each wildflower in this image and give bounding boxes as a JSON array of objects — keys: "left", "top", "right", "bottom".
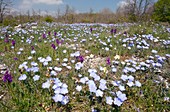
[
  {"left": 42, "top": 33, "right": 46, "bottom": 39},
  {"left": 54, "top": 67, "right": 62, "bottom": 72},
  {"left": 33, "top": 75, "right": 40, "bottom": 81},
  {"left": 106, "top": 57, "right": 111, "bottom": 65},
  {"left": 14, "top": 57, "right": 18, "bottom": 60},
  {"left": 119, "top": 85, "right": 125, "bottom": 91},
  {"left": 90, "top": 27, "right": 93, "bottom": 32},
  {"left": 87, "top": 80, "right": 97, "bottom": 93},
  {"left": 151, "top": 50, "right": 158, "bottom": 54},
  {"left": 31, "top": 50, "right": 36, "bottom": 54},
  {"left": 18, "top": 74, "right": 27, "bottom": 81},
  {"left": 114, "top": 91, "right": 127, "bottom": 106},
  {"left": 2, "top": 71, "right": 12, "bottom": 83},
  {"left": 54, "top": 32, "right": 57, "bottom": 36},
  {"left": 11, "top": 40, "right": 15, "bottom": 46},
  {"left": 80, "top": 77, "right": 89, "bottom": 84},
  {"left": 121, "top": 74, "right": 128, "bottom": 81},
  {"left": 52, "top": 93, "right": 63, "bottom": 102},
  {"left": 77, "top": 55, "right": 84, "bottom": 63},
  {"left": 95, "top": 89, "right": 103, "bottom": 97},
  {"left": 75, "top": 62, "right": 83, "bottom": 70},
  {"left": 112, "top": 67, "right": 117, "bottom": 73},
  {"left": 76, "top": 85, "right": 82, "bottom": 91},
  {"left": 114, "top": 55, "right": 120, "bottom": 60},
  {"left": 135, "top": 80, "right": 141, "bottom": 87},
  {"left": 106, "top": 96, "right": 113, "bottom": 105},
  {"left": 42, "top": 80, "right": 51, "bottom": 89},
  {"left": 51, "top": 43, "right": 56, "bottom": 50}
]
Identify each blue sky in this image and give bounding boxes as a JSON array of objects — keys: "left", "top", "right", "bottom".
[{"left": 13, "top": 0, "right": 124, "bottom": 14}]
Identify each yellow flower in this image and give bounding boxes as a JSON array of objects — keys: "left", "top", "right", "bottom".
[{"left": 103, "top": 67, "right": 107, "bottom": 73}]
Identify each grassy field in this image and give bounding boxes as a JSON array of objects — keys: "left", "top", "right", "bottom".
[{"left": 0, "top": 22, "right": 170, "bottom": 112}]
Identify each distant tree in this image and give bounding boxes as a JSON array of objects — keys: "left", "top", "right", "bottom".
[
  {"left": 153, "top": 0, "right": 170, "bottom": 22},
  {"left": 117, "top": 0, "right": 154, "bottom": 21},
  {"left": 0, "top": 0, "right": 13, "bottom": 23}
]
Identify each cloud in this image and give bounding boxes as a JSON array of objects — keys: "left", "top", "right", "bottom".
[
  {"left": 117, "top": 0, "right": 128, "bottom": 8},
  {"left": 33, "top": 0, "right": 63, "bottom": 5},
  {"left": 19, "top": 0, "right": 63, "bottom": 10}
]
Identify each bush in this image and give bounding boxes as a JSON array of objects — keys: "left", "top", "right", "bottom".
[{"left": 44, "top": 16, "right": 53, "bottom": 23}]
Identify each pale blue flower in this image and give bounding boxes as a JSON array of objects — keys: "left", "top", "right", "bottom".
[
  {"left": 80, "top": 77, "right": 89, "bottom": 84},
  {"left": 18, "top": 74, "right": 27, "bottom": 80},
  {"left": 75, "top": 62, "right": 83, "bottom": 70},
  {"left": 121, "top": 75, "right": 128, "bottom": 81},
  {"left": 52, "top": 93, "right": 63, "bottom": 102},
  {"left": 95, "top": 89, "right": 103, "bottom": 97},
  {"left": 114, "top": 91, "right": 127, "bottom": 106},
  {"left": 106, "top": 96, "right": 113, "bottom": 105},
  {"left": 33, "top": 75, "right": 40, "bottom": 81},
  {"left": 88, "top": 80, "right": 97, "bottom": 93},
  {"left": 135, "top": 80, "right": 141, "bottom": 87},
  {"left": 119, "top": 85, "right": 125, "bottom": 91},
  {"left": 76, "top": 85, "right": 82, "bottom": 91},
  {"left": 42, "top": 80, "right": 51, "bottom": 89}
]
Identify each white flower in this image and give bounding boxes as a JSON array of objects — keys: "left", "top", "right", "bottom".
[
  {"left": 61, "top": 96, "right": 69, "bottom": 105},
  {"left": 151, "top": 50, "right": 158, "bottom": 54},
  {"left": 106, "top": 96, "right": 113, "bottom": 105},
  {"left": 63, "top": 50, "right": 67, "bottom": 53},
  {"left": 51, "top": 70, "right": 57, "bottom": 76},
  {"left": 95, "top": 89, "right": 103, "bottom": 97},
  {"left": 17, "top": 51, "right": 21, "bottom": 55},
  {"left": 119, "top": 85, "right": 125, "bottom": 91},
  {"left": 112, "top": 81, "right": 121, "bottom": 86},
  {"left": 75, "top": 62, "right": 83, "bottom": 70},
  {"left": 46, "top": 56, "right": 52, "bottom": 62},
  {"left": 127, "top": 81, "right": 134, "bottom": 87},
  {"left": 80, "top": 77, "right": 89, "bottom": 84},
  {"left": 66, "top": 66, "right": 72, "bottom": 70},
  {"left": 76, "top": 85, "right": 82, "bottom": 91},
  {"left": 135, "top": 80, "right": 141, "bottom": 87},
  {"left": 63, "top": 58, "right": 68, "bottom": 62},
  {"left": 105, "top": 47, "right": 109, "bottom": 51},
  {"left": 121, "top": 75, "right": 128, "bottom": 81},
  {"left": 112, "top": 67, "right": 117, "bottom": 73},
  {"left": 33, "top": 75, "right": 40, "bottom": 81},
  {"left": 87, "top": 80, "right": 97, "bottom": 93},
  {"left": 18, "top": 74, "right": 27, "bottom": 80},
  {"left": 31, "top": 50, "right": 36, "bottom": 54},
  {"left": 42, "top": 80, "right": 51, "bottom": 89},
  {"left": 52, "top": 93, "right": 63, "bottom": 102},
  {"left": 54, "top": 67, "right": 62, "bottom": 72},
  {"left": 28, "top": 56, "right": 32, "bottom": 60},
  {"left": 43, "top": 61, "right": 48, "bottom": 66},
  {"left": 114, "top": 91, "right": 127, "bottom": 106},
  {"left": 62, "top": 63, "right": 67, "bottom": 67}
]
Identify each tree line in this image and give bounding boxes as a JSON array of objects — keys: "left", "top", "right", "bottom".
[{"left": 0, "top": 0, "right": 170, "bottom": 26}]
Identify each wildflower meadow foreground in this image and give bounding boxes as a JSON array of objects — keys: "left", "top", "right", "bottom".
[{"left": 0, "top": 22, "right": 170, "bottom": 111}]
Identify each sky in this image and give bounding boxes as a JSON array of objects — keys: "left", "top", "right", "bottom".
[{"left": 13, "top": 0, "right": 126, "bottom": 15}]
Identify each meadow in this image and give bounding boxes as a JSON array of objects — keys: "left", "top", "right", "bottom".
[{"left": 0, "top": 22, "right": 170, "bottom": 112}]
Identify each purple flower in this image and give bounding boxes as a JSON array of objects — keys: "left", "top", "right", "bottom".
[
  {"left": 2, "top": 71, "right": 12, "bottom": 83},
  {"left": 54, "top": 32, "right": 57, "bottom": 36},
  {"left": 76, "top": 55, "right": 84, "bottom": 63},
  {"left": 56, "top": 39, "right": 63, "bottom": 46},
  {"left": 42, "top": 33, "right": 46, "bottom": 39},
  {"left": 106, "top": 57, "right": 111, "bottom": 65},
  {"left": 111, "top": 29, "right": 116, "bottom": 35},
  {"left": 124, "top": 31, "right": 127, "bottom": 35},
  {"left": 14, "top": 57, "right": 18, "bottom": 60},
  {"left": 31, "top": 46, "right": 34, "bottom": 50},
  {"left": 11, "top": 40, "right": 16, "bottom": 46},
  {"left": 4, "top": 38, "right": 9, "bottom": 43},
  {"left": 51, "top": 43, "right": 56, "bottom": 50},
  {"left": 48, "top": 31, "right": 51, "bottom": 35},
  {"left": 90, "top": 28, "right": 93, "bottom": 32}
]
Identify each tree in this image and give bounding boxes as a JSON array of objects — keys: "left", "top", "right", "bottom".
[
  {"left": 117, "top": 0, "right": 154, "bottom": 21},
  {"left": 153, "top": 0, "right": 170, "bottom": 22},
  {"left": 0, "top": 0, "right": 13, "bottom": 23}
]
